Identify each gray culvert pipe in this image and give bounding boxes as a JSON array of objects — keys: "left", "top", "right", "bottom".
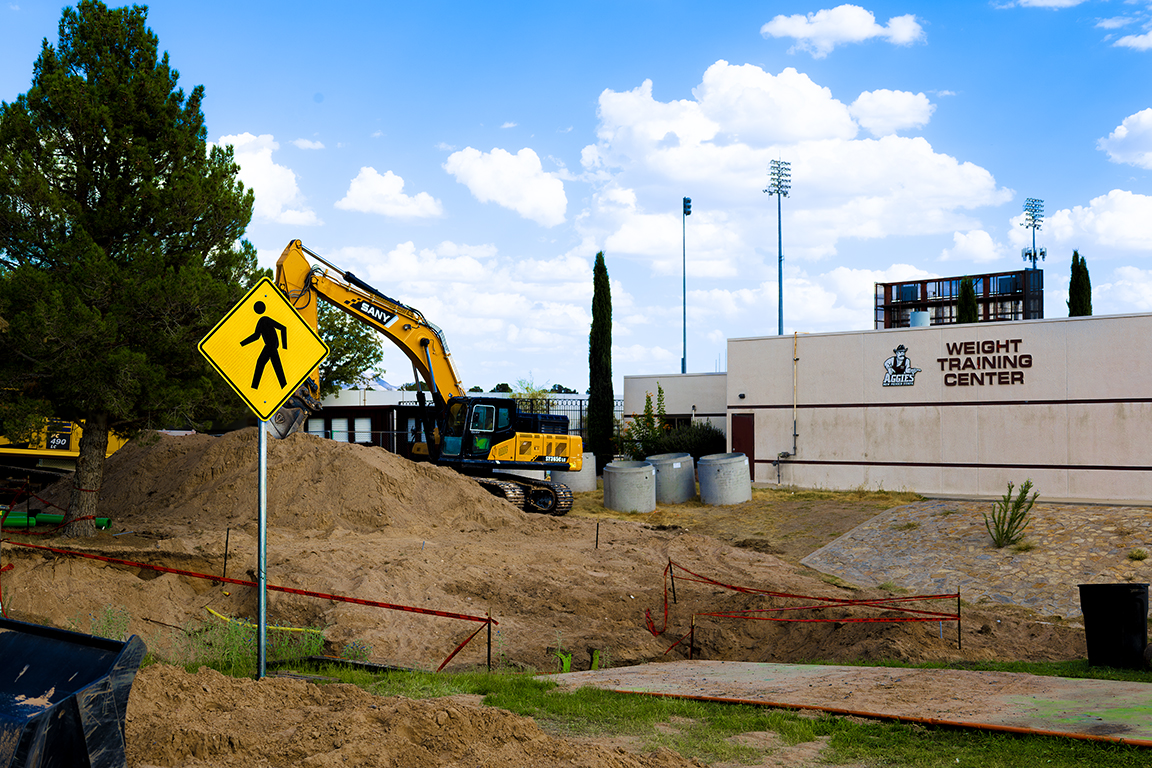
[
  {"left": 645, "top": 452, "right": 696, "bottom": 504},
  {"left": 603, "top": 461, "right": 656, "bottom": 513},
  {"left": 698, "top": 452, "right": 752, "bottom": 505}
]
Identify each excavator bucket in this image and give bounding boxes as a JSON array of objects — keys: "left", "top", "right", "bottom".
[{"left": 0, "top": 617, "right": 146, "bottom": 768}]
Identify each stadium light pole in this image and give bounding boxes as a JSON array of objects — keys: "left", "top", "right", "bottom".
[
  {"left": 764, "top": 160, "right": 791, "bottom": 335},
  {"left": 682, "top": 196, "right": 691, "bottom": 374},
  {"left": 1021, "top": 197, "right": 1045, "bottom": 270}
]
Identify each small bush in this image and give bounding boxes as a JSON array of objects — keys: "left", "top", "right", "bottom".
[
  {"left": 172, "top": 615, "right": 325, "bottom": 676},
  {"left": 71, "top": 605, "right": 131, "bottom": 641},
  {"left": 647, "top": 421, "right": 727, "bottom": 462},
  {"left": 1128, "top": 548, "right": 1148, "bottom": 562},
  {"left": 341, "top": 640, "right": 373, "bottom": 661},
  {"left": 984, "top": 480, "right": 1037, "bottom": 548}
]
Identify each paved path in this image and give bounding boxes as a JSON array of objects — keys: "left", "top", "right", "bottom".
[
  {"left": 800, "top": 500, "right": 1152, "bottom": 618},
  {"left": 552, "top": 660, "right": 1152, "bottom": 747}
]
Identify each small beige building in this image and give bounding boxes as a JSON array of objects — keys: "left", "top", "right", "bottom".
[
  {"left": 625, "top": 313, "right": 1152, "bottom": 503},
  {"left": 622, "top": 372, "right": 726, "bottom": 431}
]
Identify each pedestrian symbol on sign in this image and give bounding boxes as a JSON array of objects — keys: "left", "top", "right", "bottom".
[{"left": 240, "top": 301, "right": 288, "bottom": 389}]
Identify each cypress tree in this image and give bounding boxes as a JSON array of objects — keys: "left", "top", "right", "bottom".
[
  {"left": 1067, "top": 250, "right": 1092, "bottom": 316},
  {"left": 957, "top": 277, "right": 978, "bottom": 324},
  {"left": 588, "top": 251, "right": 614, "bottom": 473}
]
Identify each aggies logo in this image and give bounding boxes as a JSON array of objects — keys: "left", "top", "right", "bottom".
[{"left": 882, "top": 344, "right": 921, "bottom": 387}]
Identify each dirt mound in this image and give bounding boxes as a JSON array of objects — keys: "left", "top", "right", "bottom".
[
  {"left": 9, "top": 430, "right": 1084, "bottom": 673},
  {"left": 54, "top": 428, "right": 523, "bottom": 535},
  {"left": 127, "top": 664, "right": 694, "bottom": 768}
]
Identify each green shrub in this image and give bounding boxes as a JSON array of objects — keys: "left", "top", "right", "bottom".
[
  {"left": 619, "top": 385, "right": 667, "bottom": 459},
  {"left": 984, "top": 480, "right": 1037, "bottom": 548},
  {"left": 341, "top": 640, "right": 373, "bottom": 661},
  {"left": 649, "top": 421, "right": 727, "bottom": 462}
]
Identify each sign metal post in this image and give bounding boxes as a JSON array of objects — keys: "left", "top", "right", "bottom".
[{"left": 199, "top": 277, "right": 329, "bottom": 679}]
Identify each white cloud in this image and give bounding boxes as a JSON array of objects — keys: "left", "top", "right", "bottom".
[
  {"left": 1015, "top": 0, "right": 1086, "bottom": 7},
  {"left": 688, "top": 263, "right": 935, "bottom": 332},
  {"left": 693, "top": 63, "right": 857, "bottom": 143},
  {"left": 443, "top": 147, "right": 567, "bottom": 227},
  {"left": 761, "top": 4, "right": 925, "bottom": 58},
  {"left": 1097, "top": 266, "right": 1152, "bottom": 312},
  {"left": 501, "top": 122, "right": 518, "bottom": 129},
  {"left": 308, "top": 241, "right": 596, "bottom": 381},
  {"left": 849, "top": 90, "right": 935, "bottom": 136},
  {"left": 939, "top": 230, "right": 1005, "bottom": 263},
  {"left": 292, "top": 138, "right": 324, "bottom": 150},
  {"left": 335, "top": 167, "right": 444, "bottom": 218},
  {"left": 217, "top": 132, "right": 320, "bottom": 225},
  {"left": 1098, "top": 109, "right": 1152, "bottom": 169},
  {"left": 1115, "top": 31, "right": 1152, "bottom": 51},
  {"left": 1010, "top": 190, "right": 1152, "bottom": 251},
  {"left": 578, "top": 61, "right": 1011, "bottom": 283},
  {"left": 613, "top": 344, "right": 677, "bottom": 364},
  {"left": 1096, "top": 17, "right": 1136, "bottom": 30}
]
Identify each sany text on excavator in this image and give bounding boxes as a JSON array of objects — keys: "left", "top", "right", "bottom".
[{"left": 271, "top": 240, "right": 582, "bottom": 515}]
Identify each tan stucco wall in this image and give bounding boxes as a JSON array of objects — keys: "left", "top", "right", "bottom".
[
  {"left": 726, "top": 314, "right": 1152, "bottom": 502},
  {"left": 623, "top": 373, "right": 727, "bottom": 431}
]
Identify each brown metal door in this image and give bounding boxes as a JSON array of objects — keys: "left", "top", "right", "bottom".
[{"left": 730, "top": 413, "right": 755, "bottom": 470}]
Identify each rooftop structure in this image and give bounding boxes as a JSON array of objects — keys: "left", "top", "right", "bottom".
[{"left": 875, "top": 269, "right": 1044, "bottom": 329}]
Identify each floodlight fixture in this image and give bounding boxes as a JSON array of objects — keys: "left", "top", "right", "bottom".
[
  {"left": 1021, "top": 198, "right": 1045, "bottom": 270},
  {"left": 764, "top": 159, "right": 791, "bottom": 335}
]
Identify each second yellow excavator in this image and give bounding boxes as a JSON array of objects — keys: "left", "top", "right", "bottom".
[{"left": 270, "top": 239, "right": 582, "bottom": 515}]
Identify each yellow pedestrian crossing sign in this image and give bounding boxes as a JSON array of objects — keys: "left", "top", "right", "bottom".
[{"left": 199, "top": 277, "right": 330, "bottom": 421}]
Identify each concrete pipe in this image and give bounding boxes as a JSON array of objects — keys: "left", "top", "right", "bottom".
[
  {"left": 698, "top": 452, "right": 752, "bottom": 506},
  {"left": 550, "top": 452, "right": 597, "bottom": 492},
  {"left": 645, "top": 452, "right": 696, "bottom": 505},
  {"left": 603, "top": 460, "right": 656, "bottom": 513}
]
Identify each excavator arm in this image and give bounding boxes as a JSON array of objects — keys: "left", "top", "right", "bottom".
[
  {"left": 269, "top": 239, "right": 464, "bottom": 438},
  {"left": 268, "top": 239, "right": 582, "bottom": 515}
]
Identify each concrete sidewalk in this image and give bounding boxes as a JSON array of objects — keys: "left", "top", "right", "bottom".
[{"left": 551, "top": 660, "right": 1152, "bottom": 747}]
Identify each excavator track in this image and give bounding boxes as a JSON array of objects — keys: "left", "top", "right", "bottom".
[
  {"left": 475, "top": 477, "right": 526, "bottom": 509},
  {"left": 475, "top": 475, "right": 571, "bottom": 516}
]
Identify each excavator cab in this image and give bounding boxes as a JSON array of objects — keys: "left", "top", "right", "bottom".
[{"left": 438, "top": 397, "right": 516, "bottom": 462}]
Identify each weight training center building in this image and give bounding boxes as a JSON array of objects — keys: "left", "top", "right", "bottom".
[{"left": 625, "top": 309, "right": 1152, "bottom": 504}]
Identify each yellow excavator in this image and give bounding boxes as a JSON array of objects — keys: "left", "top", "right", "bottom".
[{"left": 271, "top": 239, "right": 582, "bottom": 515}]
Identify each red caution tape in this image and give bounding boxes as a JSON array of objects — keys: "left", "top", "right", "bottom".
[
  {"left": 650, "top": 560, "right": 960, "bottom": 654},
  {"left": 7, "top": 540, "right": 495, "bottom": 624}
]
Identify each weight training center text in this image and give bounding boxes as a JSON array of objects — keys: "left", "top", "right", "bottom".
[{"left": 936, "top": 339, "right": 1031, "bottom": 387}]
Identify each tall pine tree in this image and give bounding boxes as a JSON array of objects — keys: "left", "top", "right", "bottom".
[
  {"left": 0, "top": 1, "right": 255, "bottom": 536},
  {"left": 587, "top": 251, "right": 614, "bottom": 473},
  {"left": 1067, "top": 250, "right": 1092, "bottom": 316},
  {"left": 957, "top": 277, "right": 978, "bottom": 324}
]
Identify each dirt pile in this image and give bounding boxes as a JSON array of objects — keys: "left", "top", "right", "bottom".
[
  {"left": 127, "top": 664, "right": 695, "bottom": 768},
  {"left": 8, "top": 429, "right": 1084, "bottom": 673},
  {"left": 86, "top": 428, "right": 522, "bottom": 535}
]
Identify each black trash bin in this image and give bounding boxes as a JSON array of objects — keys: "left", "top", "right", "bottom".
[{"left": 1077, "top": 583, "right": 1149, "bottom": 669}]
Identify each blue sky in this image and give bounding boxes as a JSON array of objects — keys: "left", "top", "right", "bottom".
[{"left": 4, "top": 1, "right": 1152, "bottom": 393}]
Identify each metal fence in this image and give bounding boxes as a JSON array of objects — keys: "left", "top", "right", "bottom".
[
  {"left": 514, "top": 397, "right": 623, "bottom": 441},
  {"left": 397, "top": 396, "right": 623, "bottom": 442}
]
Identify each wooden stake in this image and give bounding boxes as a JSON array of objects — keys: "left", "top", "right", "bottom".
[{"left": 689, "top": 615, "right": 695, "bottom": 660}]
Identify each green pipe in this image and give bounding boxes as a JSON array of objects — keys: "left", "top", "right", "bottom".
[
  {"left": 17, "top": 514, "right": 111, "bottom": 529},
  {"left": 1, "top": 515, "right": 35, "bottom": 529}
]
